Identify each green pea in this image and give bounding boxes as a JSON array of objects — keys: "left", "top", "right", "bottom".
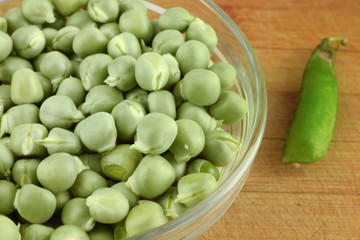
[
  {"left": 0, "top": 56, "right": 33, "bottom": 84},
  {"left": 172, "top": 79, "right": 184, "bottom": 107},
  {"left": 0, "top": 137, "right": 10, "bottom": 149},
  {"left": 5, "top": 7, "right": 31, "bottom": 34},
  {"left": 0, "top": 31, "right": 13, "bottom": 62},
  {"left": 88, "top": 224, "right": 114, "bottom": 240},
  {"left": 66, "top": 10, "right": 98, "bottom": 30},
  {"left": 70, "top": 170, "right": 107, "bottom": 198},
  {"left": 182, "top": 69, "right": 221, "bottom": 106},
  {"left": 0, "top": 180, "right": 17, "bottom": 215},
  {"left": 11, "top": 25, "right": 45, "bottom": 59},
  {"left": 75, "top": 112, "right": 117, "bottom": 154},
  {"left": 81, "top": 85, "right": 123, "bottom": 115},
  {"left": 73, "top": 27, "right": 108, "bottom": 59},
  {"left": 39, "top": 95, "right": 85, "bottom": 129},
  {"left": 131, "top": 112, "right": 177, "bottom": 155},
  {"left": 187, "top": 159, "right": 220, "bottom": 181},
  {"left": 158, "top": 7, "right": 194, "bottom": 32},
  {"left": 157, "top": 187, "right": 187, "bottom": 220},
  {"left": 0, "top": 85, "right": 13, "bottom": 117},
  {"left": 150, "top": 19, "right": 162, "bottom": 36},
  {"left": 124, "top": 87, "right": 148, "bottom": 110},
  {"left": 11, "top": 68, "right": 44, "bottom": 105},
  {"left": 107, "top": 32, "right": 142, "bottom": 59},
  {"left": 135, "top": 52, "right": 169, "bottom": 91},
  {"left": 101, "top": 144, "right": 142, "bottom": 181},
  {"left": 44, "top": 10, "right": 66, "bottom": 30},
  {"left": 119, "top": 9, "right": 153, "bottom": 43},
  {"left": 0, "top": 214, "right": 21, "bottom": 240},
  {"left": 51, "top": 26, "right": 80, "bottom": 53},
  {"left": 50, "top": 225, "right": 90, "bottom": 240},
  {"left": 22, "top": 224, "right": 54, "bottom": 240},
  {"left": 14, "top": 184, "right": 56, "bottom": 223},
  {"left": 125, "top": 200, "right": 168, "bottom": 237},
  {"left": 208, "top": 62, "right": 237, "bottom": 90},
  {"left": 119, "top": 0, "right": 147, "bottom": 15},
  {"left": 54, "top": 191, "right": 72, "bottom": 213},
  {"left": 152, "top": 29, "right": 185, "bottom": 55},
  {"left": 78, "top": 153, "right": 104, "bottom": 177},
  {"left": 111, "top": 99, "right": 146, "bottom": 143},
  {"left": 36, "top": 72, "right": 54, "bottom": 100},
  {"left": 209, "top": 91, "right": 248, "bottom": 125},
  {"left": 111, "top": 182, "right": 138, "bottom": 208},
  {"left": 0, "top": 17, "right": 7, "bottom": 33},
  {"left": 147, "top": 90, "right": 176, "bottom": 119},
  {"left": 35, "top": 75, "right": 53, "bottom": 96},
  {"left": 88, "top": 0, "right": 119, "bottom": 23},
  {"left": 175, "top": 40, "right": 210, "bottom": 74},
  {"left": 33, "top": 53, "right": 48, "bottom": 72},
  {"left": 175, "top": 173, "right": 217, "bottom": 208},
  {"left": 162, "top": 151, "right": 187, "bottom": 182},
  {"left": 0, "top": 143, "right": 14, "bottom": 179},
  {"left": 71, "top": 60, "right": 81, "bottom": 78},
  {"left": 99, "top": 22, "right": 120, "bottom": 39},
  {"left": 169, "top": 119, "right": 205, "bottom": 162},
  {"left": 61, "top": 198, "right": 96, "bottom": 232},
  {"left": 114, "top": 221, "right": 127, "bottom": 240},
  {"left": 56, "top": 77, "right": 86, "bottom": 106},
  {"left": 79, "top": 53, "right": 112, "bottom": 90},
  {"left": 42, "top": 28, "right": 58, "bottom": 50},
  {"left": 12, "top": 159, "right": 41, "bottom": 187},
  {"left": 37, "top": 152, "right": 86, "bottom": 194},
  {"left": 86, "top": 187, "right": 129, "bottom": 224},
  {"left": 186, "top": 18, "right": 218, "bottom": 51},
  {"left": 36, "top": 127, "right": 82, "bottom": 155},
  {"left": 162, "top": 53, "right": 181, "bottom": 89},
  {"left": 177, "top": 101, "right": 219, "bottom": 132},
  {"left": 52, "top": 0, "right": 88, "bottom": 17},
  {"left": 10, "top": 123, "right": 48, "bottom": 157},
  {"left": 39, "top": 51, "right": 74, "bottom": 90},
  {"left": 19, "top": 224, "right": 34, "bottom": 236},
  {"left": 0, "top": 104, "right": 40, "bottom": 138},
  {"left": 200, "top": 128, "right": 240, "bottom": 166},
  {"left": 105, "top": 56, "right": 137, "bottom": 91},
  {"left": 126, "top": 154, "right": 176, "bottom": 199},
  {"left": 22, "top": 0, "right": 55, "bottom": 24}
]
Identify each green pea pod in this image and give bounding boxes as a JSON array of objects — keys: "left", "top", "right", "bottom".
[{"left": 282, "top": 37, "right": 347, "bottom": 164}]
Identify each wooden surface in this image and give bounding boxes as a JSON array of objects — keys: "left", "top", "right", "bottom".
[{"left": 201, "top": 0, "right": 360, "bottom": 239}]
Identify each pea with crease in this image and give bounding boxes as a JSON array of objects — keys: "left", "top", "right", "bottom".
[
  {"left": 81, "top": 85, "right": 123, "bottom": 115},
  {"left": 87, "top": 0, "right": 119, "bottom": 24},
  {"left": 74, "top": 112, "right": 117, "bottom": 153},
  {"left": 39, "top": 95, "right": 84, "bottom": 129},
  {"left": 11, "top": 25, "right": 45, "bottom": 59},
  {"left": 111, "top": 99, "right": 146, "bottom": 143},
  {"left": 105, "top": 55, "right": 137, "bottom": 91},
  {"left": 107, "top": 32, "right": 142, "bottom": 59}
]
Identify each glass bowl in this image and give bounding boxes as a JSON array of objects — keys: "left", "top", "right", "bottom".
[
  {"left": 0, "top": 0, "right": 267, "bottom": 239},
  {"left": 133, "top": 1, "right": 267, "bottom": 239}
]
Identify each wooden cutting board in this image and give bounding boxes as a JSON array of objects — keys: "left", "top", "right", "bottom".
[{"left": 201, "top": 0, "right": 360, "bottom": 239}]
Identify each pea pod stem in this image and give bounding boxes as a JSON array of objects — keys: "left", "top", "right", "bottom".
[{"left": 317, "top": 37, "right": 347, "bottom": 60}]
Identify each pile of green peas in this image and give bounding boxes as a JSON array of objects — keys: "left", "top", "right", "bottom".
[{"left": 0, "top": 0, "right": 249, "bottom": 239}]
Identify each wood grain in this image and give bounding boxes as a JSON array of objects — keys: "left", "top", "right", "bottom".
[{"left": 201, "top": 0, "right": 360, "bottom": 239}]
